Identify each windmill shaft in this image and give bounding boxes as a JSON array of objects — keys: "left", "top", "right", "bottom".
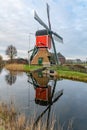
[{"left": 51, "top": 36, "right": 59, "bottom": 65}]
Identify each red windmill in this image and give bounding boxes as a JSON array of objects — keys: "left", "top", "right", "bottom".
[{"left": 30, "top": 3, "right": 63, "bottom": 65}]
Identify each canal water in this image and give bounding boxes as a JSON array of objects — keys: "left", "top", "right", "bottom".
[{"left": 0, "top": 68, "right": 87, "bottom": 130}]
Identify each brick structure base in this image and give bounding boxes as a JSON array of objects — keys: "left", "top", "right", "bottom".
[{"left": 31, "top": 48, "right": 51, "bottom": 65}]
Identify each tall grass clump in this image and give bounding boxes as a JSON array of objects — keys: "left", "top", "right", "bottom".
[
  {"left": 0, "top": 102, "right": 74, "bottom": 130},
  {"left": 5, "top": 64, "right": 24, "bottom": 71},
  {"left": 0, "top": 102, "right": 56, "bottom": 130}
]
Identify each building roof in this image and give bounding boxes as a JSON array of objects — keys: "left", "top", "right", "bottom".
[{"left": 57, "top": 52, "right": 65, "bottom": 58}]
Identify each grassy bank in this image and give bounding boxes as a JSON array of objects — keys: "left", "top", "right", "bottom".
[
  {"left": 5, "top": 63, "right": 87, "bottom": 82},
  {"left": 52, "top": 65, "right": 87, "bottom": 82},
  {"left": 58, "top": 70, "right": 87, "bottom": 82},
  {"left": 5, "top": 64, "right": 42, "bottom": 72},
  {"left": 24, "top": 64, "right": 42, "bottom": 72}
]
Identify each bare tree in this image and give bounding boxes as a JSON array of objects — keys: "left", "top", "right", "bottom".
[
  {"left": 0, "top": 55, "right": 3, "bottom": 63},
  {"left": 6, "top": 45, "right": 17, "bottom": 62}
]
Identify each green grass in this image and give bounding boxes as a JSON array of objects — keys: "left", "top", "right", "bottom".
[
  {"left": 58, "top": 70, "right": 87, "bottom": 77},
  {"left": 24, "top": 65, "right": 43, "bottom": 71},
  {"left": 52, "top": 65, "right": 87, "bottom": 82},
  {"left": 5, "top": 63, "right": 87, "bottom": 82}
]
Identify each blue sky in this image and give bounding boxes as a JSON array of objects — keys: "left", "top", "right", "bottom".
[{"left": 0, "top": 0, "right": 87, "bottom": 60}]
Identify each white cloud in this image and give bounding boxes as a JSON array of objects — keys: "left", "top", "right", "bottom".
[{"left": 0, "top": 0, "right": 87, "bottom": 60}]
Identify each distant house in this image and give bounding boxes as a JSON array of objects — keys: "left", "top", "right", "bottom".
[
  {"left": 50, "top": 52, "right": 66, "bottom": 65},
  {"left": 57, "top": 52, "right": 66, "bottom": 65}
]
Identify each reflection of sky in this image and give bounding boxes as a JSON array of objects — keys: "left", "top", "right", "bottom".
[
  {"left": 54, "top": 79, "right": 87, "bottom": 129},
  {"left": 0, "top": 70, "right": 87, "bottom": 129}
]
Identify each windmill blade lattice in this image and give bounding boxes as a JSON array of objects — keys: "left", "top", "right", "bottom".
[
  {"left": 46, "top": 3, "right": 63, "bottom": 43},
  {"left": 52, "top": 31, "right": 63, "bottom": 43},
  {"left": 34, "top": 11, "right": 49, "bottom": 30},
  {"left": 46, "top": 3, "right": 51, "bottom": 30}
]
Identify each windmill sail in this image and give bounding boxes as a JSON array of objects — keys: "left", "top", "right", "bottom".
[
  {"left": 51, "top": 36, "right": 59, "bottom": 65},
  {"left": 47, "top": 3, "right": 51, "bottom": 30},
  {"left": 46, "top": 3, "right": 60, "bottom": 64},
  {"left": 52, "top": 31, "right": 63, "bottom": 43},
  {"left": 34, "top": 11, "right": 49, "bottom": 30}
]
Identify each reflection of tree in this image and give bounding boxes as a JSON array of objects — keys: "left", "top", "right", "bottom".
[
  {"left": 27, "top": 71, "right": 63, "bottom": 130},
  {"left": 5, "top": 71, "right": 17, "bottom": 85},
  {"left": 0, "top": 55, "right": 3, "bottom": 64},
  {"left": 0, "top": 67, "right": 3, "bottom": 73},
  {"left": 0, "top": 55, "right": 3, "bottom": 73}
]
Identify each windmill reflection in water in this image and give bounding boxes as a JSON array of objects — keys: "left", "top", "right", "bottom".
[{"left": 27, "top": 71, "right": 63, "bottom": 130}]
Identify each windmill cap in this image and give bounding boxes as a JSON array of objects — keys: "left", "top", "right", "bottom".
[{"left": 36, "top": 29, "right": 51, "bottom": 36}]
